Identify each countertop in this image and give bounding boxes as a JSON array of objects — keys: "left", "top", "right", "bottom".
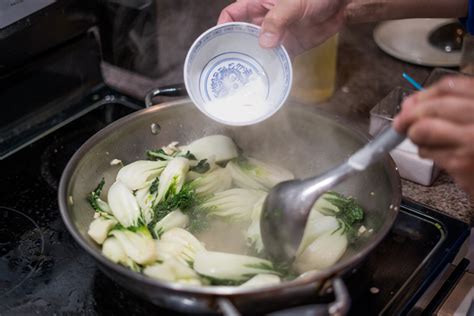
[{"left": 102, "top": 22, "right": 473, "bottom": 225}]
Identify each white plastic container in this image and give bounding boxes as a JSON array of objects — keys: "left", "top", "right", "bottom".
[{"left": 370, "top": 87, "right": 440, "bottom": 186}]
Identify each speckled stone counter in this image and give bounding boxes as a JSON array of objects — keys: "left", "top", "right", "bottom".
[
  {"left": 402, "top": 174, "right": 472, "bottom": 224},
  {"left": 103, "top": 22, "right": 472, "bottom": 224}
]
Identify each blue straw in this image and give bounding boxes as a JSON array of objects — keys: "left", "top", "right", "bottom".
[{"left": 402, "top": 73, "right": 425, "bottom": 91}]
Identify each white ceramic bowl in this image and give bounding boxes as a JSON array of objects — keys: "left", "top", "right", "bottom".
[{"left": 184, "top": 22, "right": 292, "bottom": 126}]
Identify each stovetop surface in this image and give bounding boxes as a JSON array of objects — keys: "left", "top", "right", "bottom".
[{"left": 0, "top": 96, "right": 470, "bottom": 315}]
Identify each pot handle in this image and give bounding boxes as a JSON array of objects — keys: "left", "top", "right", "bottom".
[
  {"left": 217, "top": 278, "right": 350, "bottom": 316},
  {"left": 144, "top": 83, "right": 187, "bottom": 108}
]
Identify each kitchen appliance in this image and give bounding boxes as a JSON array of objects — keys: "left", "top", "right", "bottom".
[{"left": 0, "top": 1, "right": 470, "bottom": 315}]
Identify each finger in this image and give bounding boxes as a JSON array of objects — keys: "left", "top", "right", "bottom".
[
  {"left": 218, "top": 1, "right": 250, "bottom": 24},
  {"left": 291, "top": 9, "right": 345, "bottom": 52},
  {"left": 407, "top": 118, "right": 467, "bottom": 148},
  {"left": 420, "top": 75, "right": 474, "bottom": 100},
  {"left": 260, "top": 0, "right": 303, "bottom": 48},
  {"left": 418, "top": 147, "right": 453, "bottom": 170},
  {"left": 393, "top": 94, "right": 425, "bottom": 132},
  {"left": 394, "top": 96, "right": 474, "bottom": 132},
  {"left": 260, "top": 0, "right": 276, "bottom": 10},
  {"left": 248, "top": 0, "right": 276, "bottom": 25}
]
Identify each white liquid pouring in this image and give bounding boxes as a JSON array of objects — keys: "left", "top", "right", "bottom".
[{"left": 204, "top": 75, "right": 271, "bottom": 124}]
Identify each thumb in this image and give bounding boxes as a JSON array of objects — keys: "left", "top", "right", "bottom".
[{"left": 259, "top": 0, "right": 302, "bottom": 48}]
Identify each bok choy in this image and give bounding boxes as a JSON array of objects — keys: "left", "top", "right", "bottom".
[
  {"left": 297, "top": 213, "right": 340, "bottom": 256},
  {"left": 134, "top": 180, "right": 158, "bottom": 224},
  {"left": 155, "top": 228, "right": 205, "bottom": 265},
  {"left": 102, "top": 237, "right": 141, "bottom": 272},
  {"left": 179, "top": 135, "right": 238, "bottom": 162},
  {"left": 193, "top": 251, "right": 280, "bottom": 284},
  {"left": 85, "top": 134, "right": 367, "bottom": 288},
  {"left": 239, "top": 274, "right": 281, "bottom": 288},
  {"left": 312, "top": 192, "right": 365, "bottom": 237},
  {"left": 226, "top": 157, "right": 294, "bottom": 190},
  {"left": 152, "top": 209, "right": 189, "bottom": 238},
  {"left": 245, "top": 194, "right": 266, "bottom": 254},
  {"left": 200, "top": 188, "right": 266, "bottom": 221},
  {"left": 144, "top": 258, "right": 201, "bottom": 285},
  {"left": 294, "top": 230, "right": 348, "bottom": 273},
  {"left": 87, "top": 215, "right": 118, "bottom": 245},
  {"left": 190, "top": 167, "right": 232, "bottom": 197},
  {"left": 116, "top": 160, "right": 168, "bottom": 190},
  {"left": 108, "top": 181, "right": 143, "bottom": 228},
  {"left": 110, "top": 226, "right": 157, "bottom": 265},
  {"left": 156, "top": 157, "right": 190, "bottom": 203},
  {"left": 87, "top": 178, "right": 111, "bottom": 214}
]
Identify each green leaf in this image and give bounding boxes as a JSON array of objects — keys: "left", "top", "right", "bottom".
[
  {"left": 178, "top": 150, "right": 197, "bottom": 161},
  {"left": 322, "top": 192, "right": 365, "bottom": 237},
  {"left": 150, "top": 183, "right": 200, "bottom": 226},
  {"left": 147, "top": 148, "right": 199, "bottom": 161},
  {"left": 189, "top": 159, "right": 210, "bottom": 174},
  {"left": 199, "top": 275, "right": 245, "bottom": 286},
  {"left": 244, "top": 262, "right": 274, "bottom": 272},
  {"left": 152, "top": 226, "right": 165, "bottom": 239},
  {"left": 87, "top": 178, "right": 106, "bottom": 212},
  {"left": 149, "top": 177, "right": 159, "bottom": 194},
  {"left": 146, "top": 149, "right": 173, "bottom": 161},
  {"left": 149, "top": 181, "right": 212, "bottom": 234}
]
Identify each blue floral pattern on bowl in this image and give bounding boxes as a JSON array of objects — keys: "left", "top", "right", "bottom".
[
  {"left": 200, "top": 53, "right": 269, "bottom": 102},
  {"left": 210, "top": 61, "right": 254, "bottom": 99}
]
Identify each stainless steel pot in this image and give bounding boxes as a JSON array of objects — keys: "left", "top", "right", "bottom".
[{"left": 58, "top": 92, "right": 401, "bottom": 315}]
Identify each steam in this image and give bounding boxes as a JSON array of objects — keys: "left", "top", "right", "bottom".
[
  {"left": 228, "top": 105, "right": 348, "bottom": 178},
  {"left": 103, "top": 0, "right": 234, "bottom": 81},
  {"left": 100, "top": 0, "right": 386, "bottom": 235},
  {"left": 195, "top": 219, "right": 249, "bottom": 254},
  {"left": 103, "top": 0, "right": 158, "bottom": 76}
]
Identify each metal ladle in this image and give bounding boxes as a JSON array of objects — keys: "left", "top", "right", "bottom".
[{"left": 260, "top": 127, "right": 405, "bottom": 262}]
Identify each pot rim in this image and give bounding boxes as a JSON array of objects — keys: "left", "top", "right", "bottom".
[{"left": 58, "top": 98, "right": 402, "bottom": 297}]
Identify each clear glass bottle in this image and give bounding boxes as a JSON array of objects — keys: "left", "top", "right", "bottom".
[{"left": 290, "top": 34, "right": 339, "bottom": 104}]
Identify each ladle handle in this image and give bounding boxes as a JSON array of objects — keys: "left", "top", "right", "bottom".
[{"left": 348, "top": 127, "right": 405, "bottom": 171}]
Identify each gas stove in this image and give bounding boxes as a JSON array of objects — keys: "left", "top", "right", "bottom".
[{"left": 0, "top": 96, "right": 470, "bottom": 315}]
